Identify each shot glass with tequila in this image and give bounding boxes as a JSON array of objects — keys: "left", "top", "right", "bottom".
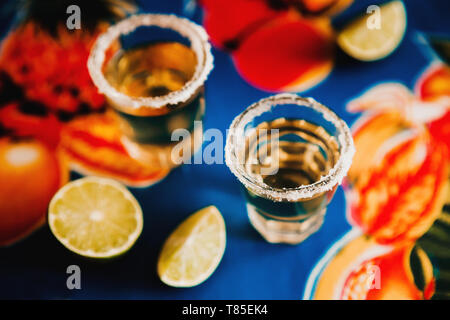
[
  {"left": 225, "top": 94, "right": 355, "bottom": 244},
  {"left": 88, "top": 14, "right": 213, "bottom": 172}
]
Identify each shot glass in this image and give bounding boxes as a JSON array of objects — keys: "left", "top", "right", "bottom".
[
  {"left": 225, "top": 94, "right": 355, "bottom": 244},
  {"left": 88, "top": 14, "right": 213, "bottom": 170}
]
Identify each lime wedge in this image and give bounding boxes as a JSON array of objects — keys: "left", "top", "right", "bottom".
[
  {"left": 157, "top": 206, "right": 226, "bottom": 287},
  {"left": 337, "top": 1, "right": 407, "bottom": 61}
]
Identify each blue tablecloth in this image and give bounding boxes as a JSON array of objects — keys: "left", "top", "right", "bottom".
[{"left": 0, "top": 0, "right": 448, "bottom": 299}]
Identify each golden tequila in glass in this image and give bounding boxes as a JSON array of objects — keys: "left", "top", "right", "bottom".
[
  {"left": 105, "top": 42, "right": 197, "bottom": 99},
  {"left": 225, "top": 94, "right": 355, "bottom": 244},
  {"left": 88, "top": 14, "right": 213, "bottom": 171}
]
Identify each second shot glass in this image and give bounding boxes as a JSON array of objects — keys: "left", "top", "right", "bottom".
[{"left": 225, "top": 94, "right": 355, "bottom": 244}]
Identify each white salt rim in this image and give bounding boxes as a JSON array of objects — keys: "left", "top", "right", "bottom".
[
  {"left": 225, "top": 93, "right": 355, "bottom": 202},
  {"left": 87, "top": 14, "right": 214, "bottom": 109}
]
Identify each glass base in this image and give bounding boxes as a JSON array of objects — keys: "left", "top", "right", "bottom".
[{"left": 246, "top": 204, "right": 326, "bottom": 244}]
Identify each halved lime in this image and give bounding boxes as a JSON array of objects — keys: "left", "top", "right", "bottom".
[{"left": 48, "top": 176, "right": 143, "bottom": 258}]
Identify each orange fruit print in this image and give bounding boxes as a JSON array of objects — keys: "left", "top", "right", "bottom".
[
  {"left": 345, "top": 63, "right": 450, "bottom": 245},
  {"left": 348, "top": 132, "right": 448, "bottom": 245},
  {"left": 201, "top": 0, "right": 352, "bottom": 92},
  {"left": 232, "top": 15, "right": 334, "bottom": 91},
  {"left": 61, "top": 113, "right": 169, "bottom": 187},
  {"left": 308, "top": 63, "right": 450, "bottom": 300},
  {"left": 341, "top": 246, "right": 434, "bottom": 300},
  {"left": 0, "top": 137, "right": 68, "bottom": 245}
]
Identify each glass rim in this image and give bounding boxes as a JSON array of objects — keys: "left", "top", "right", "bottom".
[
  {"left": 87, "top": 13, "right": 214, "bottom": 110},
  {"left": 224, "top": 93, "right": 355, "bottom": 202}
]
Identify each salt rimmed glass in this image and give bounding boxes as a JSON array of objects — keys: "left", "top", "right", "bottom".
[
  {"left": 88, "top": 14, "right": 213, "bottom": 170},
  {"left": 225, "top": 94, "right": 355, "bottom": 244}
]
